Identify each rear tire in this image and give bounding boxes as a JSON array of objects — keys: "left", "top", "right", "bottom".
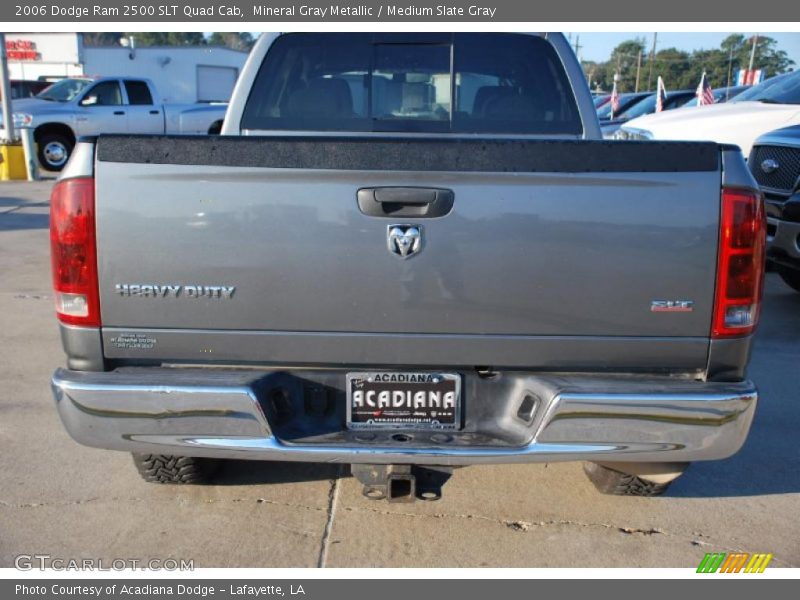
[
  {"left": 132, "top": 454, "right": 220, "bottom": 484},
  {"left": 583, "top": 462, "right": 679, "bottom": 496},
  {"left": 777, "top": 266, "right": 800, "bottom": 293}
]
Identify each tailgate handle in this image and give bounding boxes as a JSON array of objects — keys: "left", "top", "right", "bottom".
[{"left": 357, "top": 187, "right": 454, "bottom": 218}]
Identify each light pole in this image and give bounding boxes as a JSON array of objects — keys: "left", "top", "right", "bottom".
[
  {"left": 647, "top": 32, "right": 658, "bottom": 91},
  {"left": 635, "top": 50, "right": 642, "bottom": 92},
  {"left": 726, "top": 44, "right": 735, "bottom": 100},
  {"left": 748, "top": 33, "right": 759, "bottom": 72},
  {"left": 0, "top": 32, "right": 16, "bottom": 143}
]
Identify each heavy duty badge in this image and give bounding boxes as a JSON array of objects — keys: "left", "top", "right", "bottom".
[{"left": 115, "top": 284, "right": 235, "bottom": 299}]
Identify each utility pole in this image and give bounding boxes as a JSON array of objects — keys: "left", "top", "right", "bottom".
[
  {"left": 635, "top": 50, "right": 642, "bottom": 92},
  {"left": 726, "top": 44, "right": 735, "bottom": 100},
  {"left": 0, "top": 33, "right": 16, "bottom": 143},
  {"left": 574, "top": 35, "right": 582, "bottom": 63},
  {"left": 647, "top": 32, "right": 658, "bottom": 91},
  {"left": 748, "top": 33, "right": 759, "bottom": 71}
]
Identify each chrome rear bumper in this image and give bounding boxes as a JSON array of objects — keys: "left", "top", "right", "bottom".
[{"left": 52, "top": 368, "right": 757, "bottom": 466}]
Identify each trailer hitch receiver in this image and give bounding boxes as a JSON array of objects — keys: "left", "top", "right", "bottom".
[{"left": 351, "top": 464, "right": 453, "bottom": 502}]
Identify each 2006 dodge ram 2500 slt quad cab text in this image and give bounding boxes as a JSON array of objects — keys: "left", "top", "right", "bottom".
[{"left": 50, "top": 32, "right": 765, "bottom": 501}]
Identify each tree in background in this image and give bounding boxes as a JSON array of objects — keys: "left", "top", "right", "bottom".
[
  {"left": 583, "top": 34, "right": 794, "bottom": 93},
  {"left": 688, "top": 48, "right": 730, "bottom": 88},
  {"left": 719, "top": 34, "right": 794, "bottom": 82},
  {"left": 82, "top": 33, "right": 124, "bottom": 46},
  {"left": 208, "top": 32, "right": 255, "bottom": 51},
  {"left": 122, "top": 33, "right": 206, "bottom": 46},
  {"left": 666, "top": 35, "right": 793, "bottom": 89},
  {"left": 582, "top": 60, "right": 600, "bottom": 91},
  {"left": 649, "top": 47, "right": 692, "bottom": 89},
  {"left": 595, "top": 38, "right": 646, "bottom": 92}
]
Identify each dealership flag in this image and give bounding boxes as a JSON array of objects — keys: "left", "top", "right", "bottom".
[
  {"left": 736, "top": 69, "right": 765, "bottom": 86},
  {"left": 696, "top": 72, "right": 715, "bottom": 106},
  {"left": 610, "top": 81, "right": 620, "bottom": 117},
  {"left": 655, "top": 76, "right": 667, "bottom": 113}
]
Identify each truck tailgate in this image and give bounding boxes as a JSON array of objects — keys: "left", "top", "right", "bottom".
[{"left": 94, "top": 136, "right": 721, "bottom": 369}]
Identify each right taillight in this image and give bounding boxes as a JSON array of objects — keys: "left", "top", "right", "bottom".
[
  {"left": 712, "top": 187, "right": 766, "bottom": 338},
  {"left": 50, "top": 177, "right": 100, "bottom": 327}
]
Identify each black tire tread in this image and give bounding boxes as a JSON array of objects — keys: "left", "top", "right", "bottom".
[
  {"left": 583, "top": 462, "right": 673, "bottom": 497},
  {"left": 132, "top": 454, "right": 218, "bottom": 485}
]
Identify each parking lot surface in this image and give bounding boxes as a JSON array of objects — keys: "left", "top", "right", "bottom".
[{"left": 1, "top": 180, "right": 798, "bottom": 568}]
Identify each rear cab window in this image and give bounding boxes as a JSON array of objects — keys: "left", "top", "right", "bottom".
[
  {"left": 124, "top": 80, "right": 154, "bottom": 105},
  {"left": 241, "top": 33, "right": 583, "bottom": 135}
]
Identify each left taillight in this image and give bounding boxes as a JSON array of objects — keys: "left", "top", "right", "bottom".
[
  {"left": 711, "top": 187, "right": 766, "bottom": 338},
  {"left": 49, "top": 177, "right": 100, "bottom": 327}
]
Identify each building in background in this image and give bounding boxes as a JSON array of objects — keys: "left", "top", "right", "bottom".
[{"left": 4, "top": 33, "right": 248, "bottom": 103}]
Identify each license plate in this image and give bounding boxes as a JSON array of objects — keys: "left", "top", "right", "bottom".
[{"left": 346, "top": 372, "right": 461, "bottom": 430}]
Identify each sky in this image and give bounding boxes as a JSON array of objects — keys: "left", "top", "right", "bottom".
[{"left": 569, "top": 32, "right": 800, "bottom": 66}]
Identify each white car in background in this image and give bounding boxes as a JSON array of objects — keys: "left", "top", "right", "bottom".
[{"left": 617, "top": 70, "right": 800, "bottom": 157}]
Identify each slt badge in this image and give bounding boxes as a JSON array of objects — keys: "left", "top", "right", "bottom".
[{"left": 388, "top": 225, "right": 422, "bottom": 259}]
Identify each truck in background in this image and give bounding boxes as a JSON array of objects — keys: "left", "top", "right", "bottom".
[
  {"left": 0, "top": 76, "right": 227, "bottom": 171},
  {"left": 749, "top": 124, "right": 800, "bottom": 292}
]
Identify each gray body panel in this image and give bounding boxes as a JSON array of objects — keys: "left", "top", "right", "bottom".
[
  {"left": 88, "top": 32, "right": 731, "bottom": 372},
  {"left": 95, "top": 159, "right": 720, "bottom": 368},
  {"left": 101, "top": 328, "right": 709, "bottom": 370}
]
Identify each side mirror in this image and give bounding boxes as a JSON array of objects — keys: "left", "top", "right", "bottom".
[{"left": 80, "top": 95, "right": 98, "bottom": 106}]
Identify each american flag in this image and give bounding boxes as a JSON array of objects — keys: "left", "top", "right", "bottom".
[
  {"left": 610, "top": 81, "right": 620, "bottom": 117},
  {"left": 696, "top": 72, "right": 715, "bottom": 106},
  {"left": 655, "top": 76, "right": 667, "bottom": 113}
]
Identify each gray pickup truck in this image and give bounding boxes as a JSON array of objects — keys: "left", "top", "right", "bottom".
[{"left": 50, "top": 33, "right": 766, "bottom": 502}]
